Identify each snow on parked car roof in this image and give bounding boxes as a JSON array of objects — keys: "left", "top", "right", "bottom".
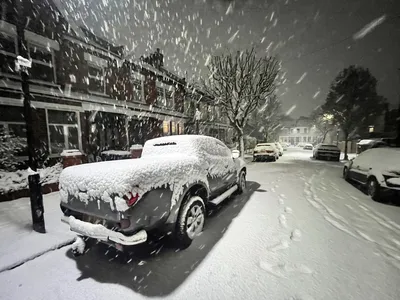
[
  {"left": 355, "top": 148, "right": 400, "bottom": 173},
  {"left": 256, "top": 143, "right": 275, "bottom": 147},
  {"left": 357, "top": 139, "right": 379, "bottom": 145}
]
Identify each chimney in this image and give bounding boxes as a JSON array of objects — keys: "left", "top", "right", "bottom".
[{"left": 155, "top": 48, "right": 164, "bottom": 68}]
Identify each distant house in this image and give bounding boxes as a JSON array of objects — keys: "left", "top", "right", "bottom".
[{"left": 278, "top": 116, "right": 322, "bottom": 145}]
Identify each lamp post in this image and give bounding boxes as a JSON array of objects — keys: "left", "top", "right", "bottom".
[
  {"left": 336, "top": 128, "right": 340, "bottom": 146},
  {"left": 195, "top": 107, "right": 201, "bottom": 134},
  {"left": 16, "top": 0, "right": 45, "bottom": 233}
]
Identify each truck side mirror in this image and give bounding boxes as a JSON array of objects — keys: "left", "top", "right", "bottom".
[{"left": 232, "top": 150, "right": 240, "bottom": 159}]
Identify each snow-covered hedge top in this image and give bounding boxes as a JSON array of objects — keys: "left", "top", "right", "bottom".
[
  {"left": 59, "top": 135, "right": 238, "bottom": 212},
  {"left": 0, "top": 163, "right": 63, "bottom": 194},
  {"left": 355, "top": 148, "right": 400, "bottom": 173},
  {"left": 101, "top": 150, "right": 131, "bottom": 156},
  {"left": 60, "top": 149, "right": 82, "bottom": 157},
  {"left": 130, "top": 144, "right": 143, "bottom": 150}
]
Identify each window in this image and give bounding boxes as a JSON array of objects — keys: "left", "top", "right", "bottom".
[
  {"left": 88, "top": 65, "right": 105, "bottom": 93},
  {"left": 156, "top": 87, "right": 166, "bottom": 107},
  {"left": 47, "top": 110, "right": 79, "bottom": 155},
  {"left": 0, "top": 1, "right": 14, "bottom": 23},
  {"left": 308, "top": 136, "right": 311, "bottom": 142},
  {"left": 163, "top": 121, "right": 170, "bottom": 135},
  {"left": 165, "top": 87, "right": 174, "bottom": 109},
  {"left": 304, "top": 128, "right": 308, "bottom": 134},
  {"left": 296, "top": 128, "right": 300, "bottom": 133},
  {"left": 131, "top": 77, "right": 143, "bottom": 102},
  {"left": 171, "top": 121, "right": 176, "bottom": 134},
  {"left": 84, "top": 53, "right": 107, "bottom": 94},
  {"left": 0, "top": 32, "right": 17, "bottom": 75},
  {"left": 28, "top": 43, "right": 55, "bottom": 83}
]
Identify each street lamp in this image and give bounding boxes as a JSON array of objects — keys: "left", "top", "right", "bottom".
[{"left": 16, "top": 0, "right": 45, "bottom": 233}]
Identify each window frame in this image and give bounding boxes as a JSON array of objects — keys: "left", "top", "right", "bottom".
[
  {"left": 0, "top": 31, "right": 18, "bottom": 77},
  {"left": 27, "top": 41, "right": 57, "bottom": 84},
  {"left": 45, "top": 109, "right": 82, "bottom": 156}
]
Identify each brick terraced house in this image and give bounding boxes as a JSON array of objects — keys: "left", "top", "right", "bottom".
[{"left": 0, "top": 0, "right": 231, "bottom": 167}]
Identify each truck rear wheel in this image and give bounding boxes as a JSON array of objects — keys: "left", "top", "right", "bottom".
[{"left": 175, "top": 196, "right": 205, "bottom": 249}]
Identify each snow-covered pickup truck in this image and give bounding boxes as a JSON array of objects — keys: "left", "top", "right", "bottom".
[{"left": 59, "top": 135, "right": 247, "bottom": 255}]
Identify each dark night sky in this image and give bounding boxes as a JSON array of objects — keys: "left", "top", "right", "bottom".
[{"left": 65, "top": 0, "right": 400, "bottom": 118}]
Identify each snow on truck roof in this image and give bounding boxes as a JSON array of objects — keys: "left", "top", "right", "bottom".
[{"left": 142, "top": 135, "right": 224, "bottom": 156}]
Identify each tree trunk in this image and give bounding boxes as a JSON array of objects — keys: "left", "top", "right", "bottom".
[
  {"left": 322, "top": 131, "right": 328, "bottom": 143},
  {"left": 344, "top": 134, "right": 349, "bottom": 160},
  {"left": 239, "top": 134, "right": 245, "bottom": 158}
]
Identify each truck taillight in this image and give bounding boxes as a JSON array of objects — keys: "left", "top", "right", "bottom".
[{"left": 125, "top": 192, "right": 139, "bottom": 206}]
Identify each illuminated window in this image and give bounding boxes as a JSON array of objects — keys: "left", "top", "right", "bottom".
[
  {"left": 171, "top": 121, "right": 176, "bottom": 134},
  {"left": 368, "top": 126, "right": 374, "bottom": 133},
  {"left": 163, "top": 121, "right": 170, "bottom": 135}
]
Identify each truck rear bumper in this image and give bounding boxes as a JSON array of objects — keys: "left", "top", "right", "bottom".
[{"left": 62, "top": 215, "right": 147, "bottom": 246}]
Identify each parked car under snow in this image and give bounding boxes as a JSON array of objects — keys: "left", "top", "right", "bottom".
[
  {"left": 343, "top": 148, "right": 400, "bottom": 201},
  {"left": 313, "top": 144, "right": 340, "bottom": 161},
  {"left": 59, "top": 135, "right": 247, "bottom": 255}
]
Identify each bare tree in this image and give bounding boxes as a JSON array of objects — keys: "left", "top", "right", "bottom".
[
  {"left": 250, "top": 94, "right": 282, "bottom": 142},
  {"left": 310, "top": 108, "right": 334, "bottom": 143},
  {"left": 203, "top": 48, "right": 280, "bottom": 157}
]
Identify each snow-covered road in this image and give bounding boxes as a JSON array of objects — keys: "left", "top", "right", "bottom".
[{"left": 1, "top": 148, "right": 400, "bottom": 300}]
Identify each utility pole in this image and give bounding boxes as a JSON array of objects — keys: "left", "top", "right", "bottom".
[{"left": 16, "top": 0, "right": 45, "bottom": 233}]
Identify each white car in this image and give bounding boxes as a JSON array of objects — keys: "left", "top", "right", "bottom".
[
  {"left": 343, "top": 148, "right": 400, "bottom": 201},
  {"left": 253, "top": 143, "right": 279, "bottom": 162},
  {"left": 274, "top": 142, "right": 284, "bottom": 156}
]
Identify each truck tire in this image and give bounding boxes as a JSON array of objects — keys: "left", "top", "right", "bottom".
[
  {"left": 175, "top": 196, "right": 205, "bottom": 249},
  {"left": 237, "top": 170, "right": 246, "bottom": 194}
]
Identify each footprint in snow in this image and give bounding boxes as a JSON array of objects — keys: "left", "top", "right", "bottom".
[
  {"left": 271, "top": 188, "right": 276, "bottom": 193},
  {"left": 280, "top": 194, "right": 286, "bottom": 198},
  {"left": 278, "top": 198, "right": 285, "bottom": 205},
  {"left": 290, "top": 229, "right": 302, "bottom": 241},
  {"left": 267, "top": 240, "right": 289, "bottom": 252},
  {"left": 275, "top": 185, "right": 279, "bottom": 188},
  {"left": 259, "top": 261, "right": 313, "bottom": 278},
  {"left": 279, "top": 214, "right": 287, "bottom": 228},
  {"left": 285, "top": 207, "right": 293, "bottom": 214}
]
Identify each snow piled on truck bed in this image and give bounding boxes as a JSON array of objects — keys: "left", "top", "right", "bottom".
[{"left": 59, "top": 135, "right": 235, "bottom": 212}]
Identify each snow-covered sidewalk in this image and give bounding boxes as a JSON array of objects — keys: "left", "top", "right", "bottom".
[{"left": 0, "top": 192, "right": 75, "bottom": 272}]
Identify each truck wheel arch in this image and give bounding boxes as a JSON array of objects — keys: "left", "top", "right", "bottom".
[{"left": 166, "top": 183, "right": 209, "bottom": 225}]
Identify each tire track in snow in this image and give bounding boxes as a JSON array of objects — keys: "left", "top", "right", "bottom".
[
  {"left": 304, "top": 171, "right": 361, "bottom": 240},
  {"left": 308, "top": 169, "right": 400, "bottom": 269}
]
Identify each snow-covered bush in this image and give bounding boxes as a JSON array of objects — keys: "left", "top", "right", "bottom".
[{"left": 0, "top": 128, "right": 27, "bottom": 171}]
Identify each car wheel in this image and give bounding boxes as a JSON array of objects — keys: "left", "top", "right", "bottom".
[
  {"left": 175, "top": 196, "right": 205, "bottom": 249},
  {"left": 237, "top": 170, "right": 246, "bottom": 194},
  {"left": 272, "top": 156, "right": 276, "bottom": 162},
  {"left": 367, "top": 177, "right": 381, "bottom": 201},
  {"left": 343, "top": 167, "right": 350, "bottom": 181}
]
